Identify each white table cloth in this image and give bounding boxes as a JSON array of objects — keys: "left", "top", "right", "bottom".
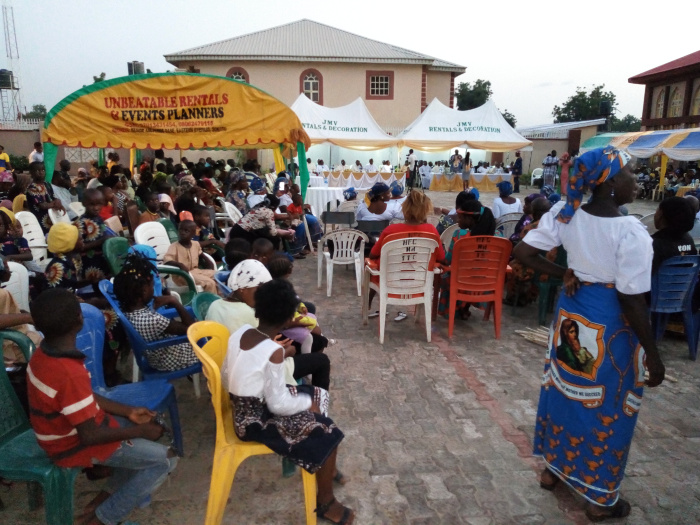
[
  {"left": 308, "top": 176, "right": 325, "bottom": 188},
  {"left": 304, "top": 187, "right": 346, "bottom": 214},
  {"left": 327, "top": 171, "right": 406, "bottom": 189}
]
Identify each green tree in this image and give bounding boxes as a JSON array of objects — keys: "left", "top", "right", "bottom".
[
  {"left": 501, "top": 109, "right": 517, "bottom": 128},
  {"left": 455, "top": 79, "right": 492, "bottom": 110},
  {"left": 22, "top": 104, "right": 47, "bottom": 120},
  {"left": 610, "top": 114, "right": 641, "bottom": 132},
  {"left": 455, "top": 79, "right": 518, "bottom": 127},
  {"left": 552, "top": 85, "right": 617, "bottom": 123}
]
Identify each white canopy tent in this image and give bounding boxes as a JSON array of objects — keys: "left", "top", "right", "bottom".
[
  {"left": 398, "top": 99, "right": 532, "bottom": 152},
  {"left": 290, "top": 94, "right": 399, "bottom": 150}
]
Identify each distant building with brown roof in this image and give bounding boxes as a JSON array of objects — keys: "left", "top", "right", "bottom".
[
  {"left": 164, "top": 19, "right": 465, "bottom": 133},
  {"left": 629, "top": 50, "right": 700, "bottom": 131}
]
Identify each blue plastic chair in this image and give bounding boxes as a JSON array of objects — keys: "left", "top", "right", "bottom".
[
  {"left": 0, "top": 330, "right": 79, "bottom": 524},
  {"left": 214, "top": 270, "right": 232, "bottom": 296},
  {"left": 650, "top": 255, "right": 700, "bottom": 360},
  {"left": 76, "top": 304, "right": 185, "bottom": 456},
  {"left": 98, "top": 280, "right": 203, "bottom": 397}
]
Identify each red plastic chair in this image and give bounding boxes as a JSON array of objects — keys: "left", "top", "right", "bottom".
[{"left": 448, "top": 236, "right": 512, "bottom": 339}]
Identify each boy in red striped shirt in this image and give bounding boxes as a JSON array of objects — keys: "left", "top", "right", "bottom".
[{"left": 27, "top": 289, "right": 178, "bottom": 525}]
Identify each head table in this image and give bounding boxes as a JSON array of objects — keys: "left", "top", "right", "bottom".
[{"left": 326, "top": 170, "right": 406, "bottom": 190}]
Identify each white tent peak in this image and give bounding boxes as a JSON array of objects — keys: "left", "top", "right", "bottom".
[
  {"left": 290, "top": 94, "right": 398, "bottom": 150},
  {"left": 398, "top": 98, "right": 532, "bottom": 153}
]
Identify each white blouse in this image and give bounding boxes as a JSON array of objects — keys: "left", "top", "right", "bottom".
[
  {"left": 355, "top": 201, "right": 396, "bottom": 221},
  {"left": 222, "top": 325, "right": 311, "bottom": 416},
  {"left": 492, "top": 197, "right": 523, "bottom": 219},
  {"left": 522, "top": 208, "right": 652, "bottom": 295}
]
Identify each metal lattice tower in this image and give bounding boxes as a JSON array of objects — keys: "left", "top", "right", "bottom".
[{"left": 1, "top": 0, "right": 21, "bottom": 120}]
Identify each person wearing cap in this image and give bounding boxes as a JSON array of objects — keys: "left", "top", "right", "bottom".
[
  {"left": 355, "top": 182, "right": 395, "bottom": 222},
  {"left": 514, "top": 147, "right": 665, "bottom": 521}
]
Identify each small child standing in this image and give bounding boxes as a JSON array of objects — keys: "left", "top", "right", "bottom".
[
  {"left": 163, "top": 220, "right": 219, "bottom": 294},
  {"left": 26, "top": 288, "right": 178, "bottom": 525}
]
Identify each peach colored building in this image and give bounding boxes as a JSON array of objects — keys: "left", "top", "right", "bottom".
[
  {"left": 164, "top": 19, "right": 465, "bottom": 134},
  {"left": 629, "top": 50, "right": 700, "bottom": 131}
]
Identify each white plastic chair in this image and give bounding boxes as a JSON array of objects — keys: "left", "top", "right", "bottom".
[
  {"left": 640, "top": 213, "right": 658, "bottom": 235},
  {"left": 3, "top": 261, "right": 29, "bottom": 311},
  {"left": 48, "top": 208, "right": 71, "bottom": 225},
  {"left": 497, "top": 219, "right": 520, "bottom": 239},
  {"left": 361, "top": 237, "right": 440, "bottom": 344},
  {"left": 440, "top": 223, "right": 460, "bottom": 249},
  {"left": 15, "top": 211, "right": 50, "bottom": 271},
  {"left": 317, "top": 229, "right": 368, "bottom": 297},
  {"left": 496, "top": 212, "right": 522, "bottom": 225},
  {"left": 224, "top": 202, "right": 242, "bottom": 224},
  {"left": 134, "top": 222, "right": 171, "bottom": 262},
  {"left": 531, "top": 168, "right": 544, "bottom": 185},
  {"left": 69, "top": 201, "right": 86, "bottom": 217}
]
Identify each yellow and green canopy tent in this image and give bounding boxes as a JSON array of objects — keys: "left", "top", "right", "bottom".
[{"left": 41, "top": 72, "right": 313, "bottom": 196}]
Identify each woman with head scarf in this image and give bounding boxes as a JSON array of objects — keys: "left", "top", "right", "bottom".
[
  {"left": 514, "top": 147, "right": 665, "bottom": 521},
  {"left": 355, "top": 182, "right": 395, "bottom": 221},
  {"left": 226, "top": 171, "right": 250, "bottom": 215},
  {"left": 492, "top": 180, "right": 522, "bottom": 220},
  {"left": 387, "top": 181, "right": 406, "bottom": 219}
]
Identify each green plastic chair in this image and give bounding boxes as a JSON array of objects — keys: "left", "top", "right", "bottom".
[
  {"left": 191, "top": 292, "right": 221, "bottom": 321},
  {"left": 159, "top": 218, "right": 179, "bottom": 243},
  {"left": 0, "top": 330, "right": 79, "bottom": 524},
  {"left": 134, "top": 195, "right": 146, "bottom": 212},
  {"left": 103, "top": 237, "right": 131, "bottom": 276},
  {"left": 159, "top": 266, "right": 198, "bottom": 306}
]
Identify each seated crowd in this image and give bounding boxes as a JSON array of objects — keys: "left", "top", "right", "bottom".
[{"left": 1, "top": 150, "right": 352, "bottom": 524}]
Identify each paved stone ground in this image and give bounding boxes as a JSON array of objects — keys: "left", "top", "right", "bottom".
[{"left": 5, "top": 191, "right": 699, "bottom": 524}]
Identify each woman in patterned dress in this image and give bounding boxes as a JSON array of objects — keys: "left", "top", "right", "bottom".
[{"left": 26, "top": 161, "right": 64, "bottom": 234}]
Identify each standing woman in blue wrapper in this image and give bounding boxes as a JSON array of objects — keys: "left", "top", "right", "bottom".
[{"left": 513, "top": 147, "right": 665, "bottom": 522}]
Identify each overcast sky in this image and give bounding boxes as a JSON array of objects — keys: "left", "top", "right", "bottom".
[{"left": 10, "top": 0, "right": 699, "bottom": 127}]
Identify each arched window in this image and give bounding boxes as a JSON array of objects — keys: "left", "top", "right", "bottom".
[
  {"left": 655, "top": 90, "right": 666, "bottom": 119},
  {"left": 300, "top": 69, "right": 323, "bottom": 104},
  {"left": 692, "top": 87, "right": 700, "bottom": 116},
  {"left": 225, "top": 67, "right": 249, "bottom": 83},
  {"left": 668, "top": 87, "right": 683, "bottom": 118}
]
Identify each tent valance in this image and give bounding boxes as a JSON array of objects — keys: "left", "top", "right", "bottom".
[
  {"left": 290, "top": 94, "right": 398, "bottom": 150},
  {"left": 397, "top": 99, "right": 532, "bottom": 153},
  {"left": 580, "top": 128, "right": 700, "bottom": 162}
]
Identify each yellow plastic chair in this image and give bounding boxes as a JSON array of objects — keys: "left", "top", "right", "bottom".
[{"left": 187, "top": 321, "right": 317, "bottom": 525}]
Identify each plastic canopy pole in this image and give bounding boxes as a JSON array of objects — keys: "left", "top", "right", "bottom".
[
  {"left": 660, "top": 154, "right": 667, "bottom": 188},
  {"left": 42, "top": 142, "right": 58, "bottom": 182},
  {"left": 129, "top": 148, "right": 136, "bottom": 173},
  {"left": 297, "top": 141, "right": 309, "bottom": 201},
  {"left": 98, "top": 149, "right": 105, "bottom": 166}
]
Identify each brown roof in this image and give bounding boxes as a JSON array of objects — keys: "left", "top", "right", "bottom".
[{"left": 629, "top": 50, "right": 700, "bottom": 84}]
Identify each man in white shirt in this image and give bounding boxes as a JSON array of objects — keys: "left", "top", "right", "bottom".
[
  {"left": 431, "top": 161, "right": 442, "bottom": 174},
  {"left": 28, "top": 142, "right": 43, "bottom": 163},
  {"left": 407, "top": 149, "right": 417, "bottom": 172},
  {"left": 338, "top": 160, "right": 347, "bottom": 171},
  {"left": 364, "top": 159, "right": 377, "bottom": 173},
  {"left": 477, "top": 162, "right": 487, "bottom": 174},
  {"left": 51, "top": 161, "right": 80, "bottom": 219},
  {"left": 316, "top": 159, "right": 329, "bottom": 176},
  {"left": 380, "top": 161, "right": 392, "bottom": 173},
  {"left": 352, "top": 160, "right": 363, "bottom": 172},
  {"left": 306, "top": 158, "right": 316, "bottom": 175}
]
